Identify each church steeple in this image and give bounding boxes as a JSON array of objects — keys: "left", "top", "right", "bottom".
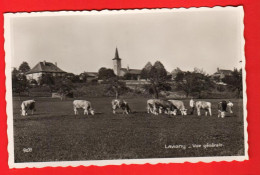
[
  {"left": 113, "top": 47, "right": 121, "bottom": 60},
  {"left": 112, "top": 47, "right": 122, "bottom": 76}
]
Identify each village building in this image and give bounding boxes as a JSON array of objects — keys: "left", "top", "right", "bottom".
[
  {"left": 212, "top": 68, "right": 232, "bottom": 79},
  {"left": 79, "top": 72, "right": 99, "bottom": 82},
  {"left": 112, "top": 48, "right": 142, "bottom": 80},
  {"left": 25, "top": 61, "right": 67, "bottom": 82}
]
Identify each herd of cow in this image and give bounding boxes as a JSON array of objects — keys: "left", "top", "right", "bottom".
[{"left": 20, "top": 98, "right": 234, "bottom": 118}]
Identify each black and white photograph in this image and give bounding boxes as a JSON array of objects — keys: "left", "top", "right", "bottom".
[{"left": 4, "top": 7, "right": 247, "bottom": 168}]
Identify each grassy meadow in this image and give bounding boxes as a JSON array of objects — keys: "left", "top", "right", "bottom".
[{"left": 12, "top": 97, "right": 245, "bottom": 162}]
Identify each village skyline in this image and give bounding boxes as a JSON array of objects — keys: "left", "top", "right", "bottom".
[{"left": 12, "top": 49, "right": 242, "bottom": 76}]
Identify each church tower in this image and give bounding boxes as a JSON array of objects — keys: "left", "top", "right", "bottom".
[{"left": 112, "top": 48, "right": 122, "bottom": 76}]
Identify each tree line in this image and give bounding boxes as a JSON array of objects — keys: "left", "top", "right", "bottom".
[
  {"left": 12, "top": 61, "right": 243, "bottom": 99},
  {"left": 139, "top": 61, "right": 243, "bottom": 99}
]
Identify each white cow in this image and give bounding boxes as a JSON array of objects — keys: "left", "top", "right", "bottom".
[
  {"left": 73, "top": 100, "right": 95, "bottom": 115},
  {"left": 227, "top": 100, "right": 234, "bottom": 114},
  {"left": 195, "top": 101, "right": 212, "bottom": 116},
  {"left": 112, "top": 99, "right": 131, "bottom": 114},
  {"left": 147, "top": 99, "right": 158, "bottom": 115},
  {"left": 21, "top": 100, "right": 36, "bottom": 116},
  {"left": 168, "top": 100, "right": 187, "bottom": 115}
]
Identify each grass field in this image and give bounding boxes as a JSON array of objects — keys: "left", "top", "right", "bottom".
[{"left": 12, "top": 97, "right": 245, "bottom": 163}]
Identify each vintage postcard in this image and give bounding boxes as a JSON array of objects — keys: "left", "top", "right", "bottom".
[{"left": 4, "top": 6, "right": 247, "bottom": 168}]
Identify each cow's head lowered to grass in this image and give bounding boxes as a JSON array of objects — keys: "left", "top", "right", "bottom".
[
  {"left": 20, "top": 100, "right": 36, "bottom": 116},
  {"left": 169, "top": 109, "right": 177, "bottom": 116},
  {"left": 21, "top": 109, "right": 27, "bottom": 116},
  {"left": 181, "top": 109, "right": 187, "bottom": 116},
  {"left": 218, "top": 110, "right": 226, "bottom": 118},
  {"left": 89, "top": 108, "right": 95, "bottom": 115}
]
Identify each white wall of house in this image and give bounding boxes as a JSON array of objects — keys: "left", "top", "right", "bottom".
[
  {"left": 26, "top": 72, "right": 43, "bottom": 82},
  {"left": 26, "top": 72, "right": 66, "bottom": 82}
]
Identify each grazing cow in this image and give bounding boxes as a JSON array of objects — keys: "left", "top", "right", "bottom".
[
  {"left": 73, "top": 100, "right": 95, "bottom": 115},
  {"left": 147, "top": 99, "right": 158, "bottom": 115},
  {"left": 168, "top": 100, "right": 187, "bottom": 115},
  {"left": 146, "top": 99, "right": 172, "bottom": 115},
  {"left": 157, "top": 100, "right": 177, "bottom": 115},
  {"left": 218, "top": 100, "right": 228, "bottom": 118},
  {"left": 227, "top": 100, "right": 234, "bottom": 114},
  {"left": 112, "top": 99, "right": 131, "bottom": 114},
  {"left": 150, "top": 99, "right": 177, "bottom": 115},
  {"left": 195, "top": 101, "right": 212, "bottom": 116},
  {"left": 21, "top": 100, "right": 36, "bottom": 116}
]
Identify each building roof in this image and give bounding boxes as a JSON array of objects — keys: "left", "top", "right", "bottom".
[
  {"left": 112, "top": 48, "right": 121, "bottom": 60},
  {"left": 86, "top": 72, "right": 98, "bottom": 77},
  {"left": 214, "top": 69, "right": 232, "bottom": 75},
  {"left": 26, "top": 61, "right": 66, "bottom": 74},
  {"left": 121, "top": 68, "right": 141, "bottom": 75},
  {"left": 80, "top": 72, "right": 98, "bottom": 77},
  {"left": 218, "top": 69, "right": 232, "bottom": 74}
]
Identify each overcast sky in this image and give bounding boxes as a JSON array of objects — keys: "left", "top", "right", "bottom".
[{"left": 9, "top": 7, "right": 243, "bottom": 74}]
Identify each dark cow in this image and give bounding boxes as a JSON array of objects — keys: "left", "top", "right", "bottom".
[
  {"left": 153, "top": 99, "right": 177, "bottom": 115},
  {"left": 189, "top": 98, "right": 195, "bottom": 115},
  {"left": 218, "top": 100, "right": 228, "bottom": 118},
  {"left": 112, "top": 99, "right": 131, "bottom": 114}
]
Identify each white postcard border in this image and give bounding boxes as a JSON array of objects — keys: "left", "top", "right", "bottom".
[{"left": 4, "top": 6, "right": 248, "bottom": 169}]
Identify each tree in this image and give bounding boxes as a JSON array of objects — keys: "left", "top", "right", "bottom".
[
  {"left": 106, "top": 77, "right": 128, "bottom": 99},
  {"left": 175, "top": 71, "right": 213, "bottom": 98},
  {"left": 12, "top": 70, "right": 29, "bottom": 99},
  {"left": 98, "top": 67, "right": 107, "bottom": 79},
  {"left": 193, "top": 67, "right": 206, "bottom": 75},
  {"left": 39, "top": 74, "right": 55, "bottom": 86},
  {"left": 79, "top": 72, "right": 88, "bottom": 83},
  {"left": 37, "top": 74, "right": 75, "bottom": 99},
  {"left": 123, "top": 73, "right": 133, "bottom": 80},
  {"left": 212, "top": 75, "right": 221, "bottom": 83},
  {"left": 171, "top": 67, "right": 182, "bottom": 80},
  {"left": 55, "top": 77, "right": 74, "bottom": 100},
  {"left": 222, "top": 68, "right": 243, "bottom": 98},
  {"left": 140, "top": 62, "right": 152, "bottom": 79},
  {"left": 65, "top": 73, "right": 80, "bottom": 83},
  {"left": 98, "top": 67, "right": 127, "bottom": 98},
  {"left": 146, "top": 61, "right": 170, "bottom": 98},
  {"left": 71, "top": 75, "right": 80, "bottom": 83},
  {"left": 192, "top": 73, "right": 214, "bottom": 98},
  {"left": 12, "top": 68, "right": 19, "bottom": 75},
  {"left": 19, "top": 62, "right": 30, "bottom": 74},
  {"left": 98, "top": 67, "right": 116, "bottom": 80},
  {"left": 175, "top": 71, "right": 195, "bottom": 97}
]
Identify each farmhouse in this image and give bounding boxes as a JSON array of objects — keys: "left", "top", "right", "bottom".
[
  {"left": 26, "top": 61, "right": 67, "bottom": 82},
  {"left": 112, "top": 48, "right": 142, "bottom": 80}
]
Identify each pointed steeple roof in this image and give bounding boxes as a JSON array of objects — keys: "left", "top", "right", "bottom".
[{"left": 112, "top": 47, "right": 121, "bottom": 60}]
